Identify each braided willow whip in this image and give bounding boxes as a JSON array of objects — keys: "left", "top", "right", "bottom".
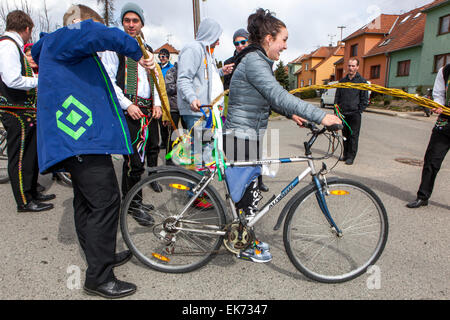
[
  {"left": 136, "top": 35, "right": 177, "bottom": 131},
  {"left": 289, "top": 82, "right": 450, "bottom": 116}
]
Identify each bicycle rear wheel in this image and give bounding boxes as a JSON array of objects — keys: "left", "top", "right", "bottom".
[
  {"left": 56, "top": 172, "right": 72, "bottom": 186},
  {"left": 283, "top": 179, "right": 388, "bottom": 283},
  {"left": 120, "top": 170, "right": 227, "bottom": 273},
  {"left": 0, "top": 129, "right": 9, "bottom": 184}
]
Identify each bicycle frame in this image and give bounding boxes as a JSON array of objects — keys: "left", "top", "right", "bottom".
[{"left": 172, "top": 103, "right": 342, "bottom": 235}]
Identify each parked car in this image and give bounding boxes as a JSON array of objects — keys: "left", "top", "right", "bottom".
[
  {"left": 320, "top": 81, "right": 371, "bottom": 108},
  {"left": 320, "top": 81, "right": 338, "bottom": 108}
]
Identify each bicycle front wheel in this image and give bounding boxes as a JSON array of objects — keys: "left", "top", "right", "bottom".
[
  {"left": 283, "top": 179, "right": 388, "bottom": 283},
  {"left": 0, "top": 129, "right": 9, "bottom": 184},
  {"left": 120, "top": 170, "right": 227, "bottom": 273}
]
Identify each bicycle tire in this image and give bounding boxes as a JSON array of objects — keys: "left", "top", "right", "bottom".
[
  {"left": 56, "top": 172, "right": 72, "bottom": 186},
  {"left": 120, "top": 170, "right": 227, "bottom": 273},
  {"left": 0, "top": 129, "right": 9, "bottom": 184},
  {"left": 283, "top": 178, "right": 388, "bottom": 283}
]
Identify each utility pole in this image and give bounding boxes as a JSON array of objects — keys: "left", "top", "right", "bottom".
[
  {"left": 192, "top": 0, "right": 201, "bottom": 38},
  {"left": 337, "top": 26, "right": 346, "bottom": 41},
  {"left": 192, "top": 0, "right": 208, "bottom": 38}
]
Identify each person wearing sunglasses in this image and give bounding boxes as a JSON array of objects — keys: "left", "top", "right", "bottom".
[
  {"left": 223, "top": 28, "right": 248, "bottom": 91},
  {"left": 157, "top": 48, "right": 174, "bottom": 151},
  {"left": 157, "top": 48, "right": 173, "bottom": 79},
  {"left": 223, "top": 28, "right": 269, "bottom": 192}
]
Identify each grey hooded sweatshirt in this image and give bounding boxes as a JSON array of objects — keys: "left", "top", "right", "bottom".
[{"left": 177, "top": 18, "right": 224, "bottom": 117}]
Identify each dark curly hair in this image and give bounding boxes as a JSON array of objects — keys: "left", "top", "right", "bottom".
[{"left": 247, "top": 8, "right": 286, "bottom": 46}]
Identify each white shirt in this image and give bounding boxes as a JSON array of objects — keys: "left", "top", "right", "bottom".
[
  {"left": 433, "top": 66, "right": 447, "bottom": 106},
  {"left": 211, "top": 62, "right": 224, "bottom": 105},
  {"left": 99, "top": 50, "right": 161, "bottom": 110},
  {"left": 0, "top": 31, "right": 37, "bottom": 91},
  {"left": 207, "top": 51, "right": 224, "bottom": 105}
]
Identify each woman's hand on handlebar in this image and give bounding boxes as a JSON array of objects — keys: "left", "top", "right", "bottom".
[
  {"left": 292, "top": 114, "right": 307, "bottom": 127},
  {"left": 320, "top": 114, "right": 342, "bottom": 127}
]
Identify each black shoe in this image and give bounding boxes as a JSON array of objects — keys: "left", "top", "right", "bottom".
[
  {"left": 259, "top": 183, "right": 269, "bottom": 192},
  {"left": 406, "top": 199, "right": 428, "bottom": 208},
  {"left": 345, "top": 158, "right": 354, "bottom": 165},
  {"left": 84, "top": 279, "right": 137, "bottom": 299},
  {"left": 150, "top": 181, "right": 163, "bottom": 193},
  {"left": 17, "top": 200, "right": 54, "bottom": 212},
  {"left": 129, "top": 202, "right": 155, "bottom": 226},
  {"left": 33, "top": 192, "right": 56, "bottom": 202},
  {"left": 113, "top": 250, "right": 133, "bottom": 267}
]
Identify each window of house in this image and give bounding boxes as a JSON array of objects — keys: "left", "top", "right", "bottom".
[
  {"left": 308, "top": 79, "right": 312, "bottom": 86},
  {"left": 301, "top": 80, "right": 304, "bottom": 87},
  {"left": 350, "top": 44, "right": 358, "bottom": 57},
  {"left": 397, "top": 60, "right": 411, "bottom": 77},
  {"left": 370, "top": 65, "right": 381, "bottom": 79},
  {"left": 305, "top": 63, "right": 309, "bottom": 71},
  {"left": 439, "top": 14, "right": 450, "bottom": 35},
  {"left": 433, "top": 53, "right": 450, "bottom": 73}
]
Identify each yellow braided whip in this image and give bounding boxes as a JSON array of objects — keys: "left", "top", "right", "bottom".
[
  {"left": 185, "top": 82, "right": 450, "bottom": 138},
  {"left": 289, "top": 83, "right": 450, "bottom": 116}
]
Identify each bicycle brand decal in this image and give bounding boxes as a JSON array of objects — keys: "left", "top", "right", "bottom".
[
  {"left": 56, "top": 95, "right": 93, "bottom": 140},
  {"left": 268, "top": 177, "right": 299, "bottom": 209}
]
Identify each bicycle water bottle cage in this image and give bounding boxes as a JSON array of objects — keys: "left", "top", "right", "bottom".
[{"left": 225, "top": 166, "right": 261, "bottom": 203}]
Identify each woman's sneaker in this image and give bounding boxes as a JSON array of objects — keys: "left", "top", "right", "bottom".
[
  {"left": 254, "top": 239, "right": 270, "bottom": 251},
  {"left": 237, "top": 246, "right": 272, "bottom": 263}
]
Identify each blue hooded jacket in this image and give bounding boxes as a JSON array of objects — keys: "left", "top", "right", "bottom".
[{"left": 32, "top": 20, "right": 143, "bottom": 173}]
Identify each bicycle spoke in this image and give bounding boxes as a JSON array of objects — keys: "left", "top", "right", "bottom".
[
  {"left": 285, "top": 180, "right": 388, "bottom": 283},
  {"left": 121, "top": 171, "right": 225, "bottom": 273}
]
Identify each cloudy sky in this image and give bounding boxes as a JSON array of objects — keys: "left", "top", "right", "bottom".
[{"left": 1, "top": 0, "right": 433, "bottom": 63}]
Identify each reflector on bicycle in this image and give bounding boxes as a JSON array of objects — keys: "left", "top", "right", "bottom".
[
  {"left": 152, "top": 253, "right": 170, "bottom": 262},
  {"left": 330, "top": 190, "right": 349, "bottom": 195},
  {"left": 169, "top": 184, "right": 190, "bottom": 191}
]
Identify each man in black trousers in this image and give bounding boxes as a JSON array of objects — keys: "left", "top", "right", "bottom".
[
  {"left": 0, "top": 10, "right": 54, "bottom": 212},
  {"left": 334, "top": 58, "right": 369, "bottom": 165},
  {"left": 407, "top": 64, "right": 450, "bottom": 208}
]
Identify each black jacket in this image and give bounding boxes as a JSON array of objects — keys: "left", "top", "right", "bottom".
[
  {"left": 334, "top": 72, "right": 369, "bottom": 114},
  {"left": 165, "top": 62, "right": 178, "bottom": 112},
  {"left": 223, "top": 51, "right": 237, "bottom": 91}
]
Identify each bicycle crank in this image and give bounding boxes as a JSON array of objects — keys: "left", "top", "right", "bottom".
[{"left": 223, "top": 223, "right": 254, "bottom": 254}]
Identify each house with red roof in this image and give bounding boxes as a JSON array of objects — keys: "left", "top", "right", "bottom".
[
  {"left": 338, "top": 0, "right": 449, "bottom": 92},
  {"left": 340, "top": 14, "right": 400, "bottom": 86},
  {"left": 288, "top": 54, "right": 307, "bottom": 89},
  {"left": 294, "top": 44, "right": 344, "bottom": 88}
]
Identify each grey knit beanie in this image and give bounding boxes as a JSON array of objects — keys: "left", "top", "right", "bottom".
[
  {"left": 121, "top": 2, "right": 145, "bottom": 25},
  {"left": 233, "top": 28, "right": 249, "bottom": 41}
]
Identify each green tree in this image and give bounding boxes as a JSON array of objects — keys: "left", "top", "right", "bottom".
[{"left": 274, "top": 60, "right": 289, "bottom": 90}]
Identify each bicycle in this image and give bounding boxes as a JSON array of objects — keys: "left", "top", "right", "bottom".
[
  {"left": 120, "top": 104, "right": 388, "bottom": 283},
  {"left": 0, "top": 128, "right": 8, "bottom": 184}
]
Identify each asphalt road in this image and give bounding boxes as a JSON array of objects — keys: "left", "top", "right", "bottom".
[{"left": 0, "top": 109, "right": 448, "bottom": 300}]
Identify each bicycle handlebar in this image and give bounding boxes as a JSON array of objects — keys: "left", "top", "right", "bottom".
[
  {"left": 302, "top": 121, "right": 343, "bottom": 157},
  {"left": 303, "top": 121, "right": 343, "bottom": 133}
]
